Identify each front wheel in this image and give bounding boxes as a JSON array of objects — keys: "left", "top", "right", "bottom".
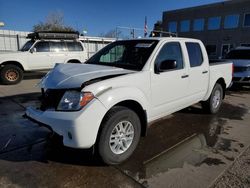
[
  {"left": 0, "top": 65, "right": 23, "bottom": 85},
  {"left": 98, "top": 106, "right": 141, "bottom": 165},
  {"left": 201, "top": 83, "right": 223, "bottom": 114}
]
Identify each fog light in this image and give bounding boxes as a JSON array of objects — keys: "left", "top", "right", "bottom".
[{"left": 68, "top": 132, "right": 72, "bottom": 140}]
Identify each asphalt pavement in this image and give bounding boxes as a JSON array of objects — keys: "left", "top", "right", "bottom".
[{"left": 0, "top": 72, "right": 249, "bottom": 188}]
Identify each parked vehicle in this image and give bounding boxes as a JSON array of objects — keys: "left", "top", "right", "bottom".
[
  {"left": 0, "top": 31, "right": 88, "bottom": 84},
  {"left": 225, "top": 47, "right": 250, "bottom": 86},
  {"left": 26, "top": 38, "right": 232, "bottom": 165}
]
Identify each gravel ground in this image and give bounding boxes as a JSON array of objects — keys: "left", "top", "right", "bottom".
[{"left": 211, "top": 145, "right": 250, "bottom": 188}]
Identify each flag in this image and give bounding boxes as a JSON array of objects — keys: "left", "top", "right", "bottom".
[{"left": 144, "top": 16, "right": 148, "bottom": 37}]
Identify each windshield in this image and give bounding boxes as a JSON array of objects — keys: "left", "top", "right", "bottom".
[
  {"left": 86, "top": 40, "right": 159, "bottom": 71},
  {"left": 20, "top": 40, "right": 35, "bottom": 51},
  {"left": 225, "top": 49, "right": 250, "bottom": 60}
]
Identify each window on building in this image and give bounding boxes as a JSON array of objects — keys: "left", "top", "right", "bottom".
[
  {"left": 168, "top": 22, "right": 177, "bottom": 33},
  {"left": 186, "top": 42, "right": 203, "bottom": 67},
  {"left": 193, "top": 19, "right": 205, "bottom": 31},
  {"left": 180, "top": 20, "right": 190, "bottom": 32},
  {"left": 224, "top": 14, "right": 239, "bottom": 29},
  {"left": 206, "top": 45, "right": 217, "bottom": 57},
  {"left": 243, "top": 13, "right": 250, "bottom": 27},
  {"left": 208, "top": 17, "right": 221, "bottom": 30}
]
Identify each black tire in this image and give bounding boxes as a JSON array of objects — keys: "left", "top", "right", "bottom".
[
  {"left": 201, "top": 83, "right": 223, "bottom": 114},
  {"left": 98, "top": 106, "right": 141, "bottom": 165},
  {"left": 0, "top": 65, "right": 23, "bottom": 85}
]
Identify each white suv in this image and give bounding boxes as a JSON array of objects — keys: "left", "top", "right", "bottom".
[{"left": 0, "top": 32, "right": 88, "bottom": 85}]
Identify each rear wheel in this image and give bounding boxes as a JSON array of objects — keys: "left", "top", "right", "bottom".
[
  {"left": 201, "top": 83, "right": 223, "bottom": 114},
  {"left": 98, "top": 106, "right": 141, "bottom": 165},
  {"left": 0, "top": 65, "right": 23, "bottom": 85}
]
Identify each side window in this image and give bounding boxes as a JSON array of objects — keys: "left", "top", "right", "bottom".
[
  {"left": 67, "top": 42, "right": 83, "bottom": 51},
  {"left": 186, "top": 42, "right": 203, "bottom": 67},
  {"left": 34, "top": 42, "right": 50, "bottom": 52},
  {"left": 50, "top": 42, "right": 67, "bottom": 52},
  {"left": 155, "top": 42, "right": 183, "bottom": 70}
]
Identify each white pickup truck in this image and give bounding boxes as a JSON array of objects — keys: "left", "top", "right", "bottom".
[{"left": 26, "top": 38, "right": 232, "bottom": 164}]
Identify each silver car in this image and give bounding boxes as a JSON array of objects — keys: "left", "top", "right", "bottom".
[{"left": 225, "top": 47, "right": 250, "bottom": 85}]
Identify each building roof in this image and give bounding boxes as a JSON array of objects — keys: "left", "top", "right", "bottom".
[{"left": 163, "top": 0, "right": 248, "bottom": 14}]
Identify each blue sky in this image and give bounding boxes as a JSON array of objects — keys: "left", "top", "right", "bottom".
[{"left": 0, "top": 0, "right": 224, "bottom": 36}]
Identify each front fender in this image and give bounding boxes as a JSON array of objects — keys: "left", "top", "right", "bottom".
[{"left": 96, "top": 87, "right": 150, "bottom": 113}]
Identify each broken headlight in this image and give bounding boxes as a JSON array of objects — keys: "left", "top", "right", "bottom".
[{"left": 57, "top": 90, "right": 94, "bottom": 111}]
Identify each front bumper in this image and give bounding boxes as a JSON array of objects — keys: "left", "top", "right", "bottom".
[{"left": 25, "top": 99, "right": 107, "bottom": 148}]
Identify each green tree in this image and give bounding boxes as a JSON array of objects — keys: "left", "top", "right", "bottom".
[{"left": 33, "top": 11, "right": 75, "bottom": 32}]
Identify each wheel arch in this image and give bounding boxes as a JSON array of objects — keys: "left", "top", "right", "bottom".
[
  {"left": 215, "top": 78, "right": 226, "bottom": 99},
  {"left": 67, "top": 59, "right": 81, "bottom": 64},
  {"left": 1, "top": 61, "right": 24, "bottom": 71},
  {"left": 97, "top": 99, "right": 148, "bottom": 144},
  {"left": 203, "top": 77, "right": 226, "bottom": 101}
]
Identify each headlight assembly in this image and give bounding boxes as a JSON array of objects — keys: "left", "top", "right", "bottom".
[{"left": 57, "top": 90, "right": 94, "bottom": 111}]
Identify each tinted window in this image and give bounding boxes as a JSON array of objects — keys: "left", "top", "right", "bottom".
[
  {"left": 225, "top": 50, "right": 250, "bottom": 59},
  {"left": 21, "top": 40, "right": 35, "bottom": 51},
  {"left": 155, "top": 42, "right": 183, "bottom": 70},
  {"left": 34, "top": 42, "right": 50, "bottom": 52},
  {"left": 193, "top": 19, "right": 204, "bottom": 31},
  {"left": 244, "top": 13, "right": 250, "bottom": 27},
  {"left": 50, "top": 42, "right": 67, "bottom": 52},
  {"left": 186, "top": 43, "right": 203, "bottom": 67},
  {"left": 224, "top": 15, "right": 239, "bottom": 29},
  {"left": 180, "top": 20, "right": 190, "bottom": 32},
  {"left": 86, "top": 40, "right": 158, "bottom": 71},
  {"left": 168, "top": 22, "right": 177, "bottom": 33},
  {"left": 208, "top": 17, "right": 221, "bottom": 30},
  {"left": 66, "top": 42, "right": 83, "bottom": 51}
]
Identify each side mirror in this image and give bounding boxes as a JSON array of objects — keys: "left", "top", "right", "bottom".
[{"left": 157, "top": 59, "right": 177, "bottom": 73}]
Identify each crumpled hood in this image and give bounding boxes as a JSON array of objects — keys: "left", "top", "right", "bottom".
[{"left": 40, "top": 63, "right": 135, "bottom": 89}]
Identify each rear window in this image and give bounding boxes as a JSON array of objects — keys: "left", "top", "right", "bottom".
[
  {"left": 66, "top": 42, "right": 83, "bottom": 51},
  {"left": 50, "top": 41, "right": 67, "bottom": 52},
  {"left": 186, "top": 42, "right": 203, "bottom": 67},
  {"left": 225, "top": 50, "right": 250, "bottom": 60}
]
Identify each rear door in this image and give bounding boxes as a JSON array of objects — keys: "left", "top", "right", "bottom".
[
  {"left": 151, "top": 41, "right": 189, "bottom": 118},
  {"left": 49, "top": 41, "right": 68, "bottom": 67},
  {"left": 185, "top": 42, "right": 209, "bottom": 100}
]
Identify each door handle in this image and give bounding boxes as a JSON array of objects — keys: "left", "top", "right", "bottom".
[
  {"left": 202, "top": 71, "right": 208, "bottom": 74},
  {"left": 181, "top": 75, "right": 189, "bottom": 78}
]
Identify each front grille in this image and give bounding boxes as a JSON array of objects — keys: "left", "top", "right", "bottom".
[
  {"left": 234, "top": 66, "right": 248, "bottom": 73},
  {"left": 40, "top": 89, "right": 66, "bottom": 111}
]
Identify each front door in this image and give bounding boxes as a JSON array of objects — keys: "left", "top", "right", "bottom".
[
  {"left": 151, "top": 41, "right": 189, "bottom": 119},
  {"left": 27, "top": 41, "right": 53, "bottom": 70}
]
